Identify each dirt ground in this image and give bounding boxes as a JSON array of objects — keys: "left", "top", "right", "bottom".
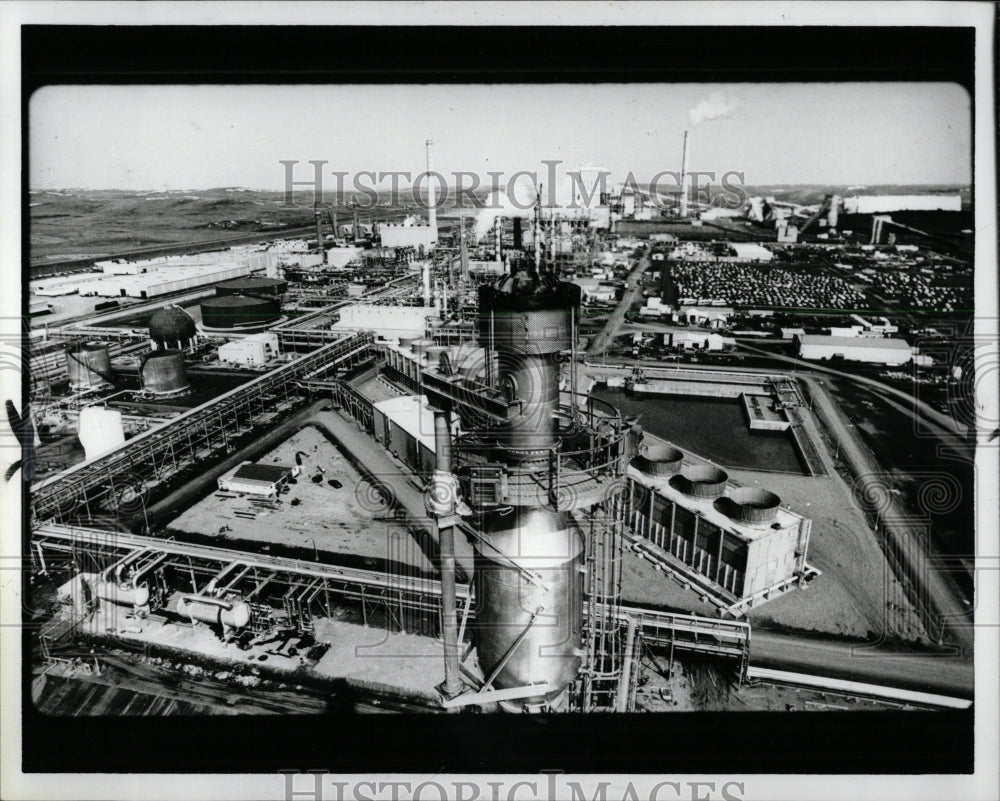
[
  {"left": 168, "top": 425, "right": 436, "bottom": 575},
  {"left": 635, "top": 654, "right": 911, "bottom": 712}
]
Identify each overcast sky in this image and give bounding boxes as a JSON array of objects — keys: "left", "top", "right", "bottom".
[{"left": 29, "top": 83, "right": 971, "bottom": 191}]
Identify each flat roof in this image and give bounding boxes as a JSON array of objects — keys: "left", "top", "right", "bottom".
[
  {"left": 373, "top": 395, "right": 438, "bottom": 451},
  {"left": 799, "top": 335, "right": 911, "bottom": 350},
  {"left": 232, "top": 463, "right": 294, "bottom": 484}
]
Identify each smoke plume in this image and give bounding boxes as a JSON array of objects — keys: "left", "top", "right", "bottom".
[{"left": 689, "top": 92, "right": 740, "bottom": 126}]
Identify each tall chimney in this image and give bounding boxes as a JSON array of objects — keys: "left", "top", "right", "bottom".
[
  {"left": 459, "top": 214, "right": 470, "bottom": 280},
  {"left": 534, "top": 193, "right": 543, "bottom": 269},
  {"left": 494, "top": 216, "right": 503, "bottom": 264},
  {"left": 422, "top": 261, "right": 431, "bottom": 306},
  {"left": 679, "top": 130, "right": 689, "bottom": 218},
  {"left": 512, "top": 217, "right": 523, "bottom": 251},
  {"left": 426, "top": 139, "right": 438, "bottom": 242}
]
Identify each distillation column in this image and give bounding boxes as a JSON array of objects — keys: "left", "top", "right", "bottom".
[{"left": 472, "top": 274, "right": 584, "bottom": 712}]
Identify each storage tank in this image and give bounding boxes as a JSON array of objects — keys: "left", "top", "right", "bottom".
[
  {"left": 200, "top": 294, "right": 280, "bottom": 330},
  {"left": 631, "top": 443, "right": 683, "bottom": 476},
  {"left": 140, "top": 350, "right": 189, "bottom": 395},
  {"left": 410, "top": 338, "right": 435, "bottom": 359},
  {"left": 719, "top": 487, "right": 781, "bottom": 525},
  {"left": 65, "top": 342, "right": 113, "bottom": 391},
  {"left": 669, "top": 464, "right": 729, "bottom": 499},
  {"left": 92, "top": 579, "right": 150, "bottom": 609},
  {"left": 214, "top": 276, "right": 288, "bottom": 297},
  {"left": 176, "top": 595, "right": 251, "bottom": 630},
  {"left": 149, "top": 306, "right": 197, "bottom": 350},
  {"left": 78, "top": 406, "right": 126, "bottom": 460}
]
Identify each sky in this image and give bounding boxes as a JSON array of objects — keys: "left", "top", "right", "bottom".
[{"left": 29, "top": 83, "right": 972, "bottom": 191}]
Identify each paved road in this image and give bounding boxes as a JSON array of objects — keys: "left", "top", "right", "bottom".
[
  {"left": 801, "top": 374, "right": 974, "bottom": 652},
  {"left": 736, "top": 342, "right": 971, "bottom": 444},
  {"left": 751, "top": 629, "right": 973, "bottom": 698},
  {"left": 586, "top": 254, "right": 650, "bottom": 356}
]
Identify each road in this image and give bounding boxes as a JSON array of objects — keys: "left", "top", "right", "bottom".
[
  {"left": 586, "top": 254, "right": 650, "bottom": 356},
  {"left": 736, "top": 341, "right": 971, "bottom": 444},
  {"left": 750, "top": 629, "right": 973, "bottom": 698},
  {"left": 801, "top": 374, "right": 974, "bottom": 652}
]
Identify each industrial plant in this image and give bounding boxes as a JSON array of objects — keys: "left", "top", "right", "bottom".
[{"left": 19, "top": 134, "right": 976, "bottom": 720}]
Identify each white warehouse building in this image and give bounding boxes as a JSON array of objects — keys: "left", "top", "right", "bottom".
[
  {"left": 796, "top": 335, "right": 912, "bottom": 365},
  {"left": 217, "top": 332, "right": 280, "bottom": 367}
]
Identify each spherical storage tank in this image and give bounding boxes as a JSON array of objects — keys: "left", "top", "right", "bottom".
[
  {"left": 149, "top": 307, "right": 197, "bottom": 349},
  {"left": 214, "top": 277, "right": 288, "bottom": 297},
  {"left": 200, "top": 295, "right": 280, "bottom": 330},
  {"left": 65, "top": 342, "right": 113, "bottom": 391},
  {"left": 141, "top": 350, "right": 189, "bottom": 395}
]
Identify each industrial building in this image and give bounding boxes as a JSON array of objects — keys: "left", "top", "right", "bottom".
[
  {"left": 379, "top": 223, "right": 437, "bottom": 250},
  {"left": 843, "top": 194, "right": 962, "bottom": 214},
  {"left": 217, "top": 332, "right": 280, "bottom": 367},
  {"left": 796, "top": 334, "right": 913, "bottom": 365},
  {"left": 371, "top": 395, "right": 457, "bottom": 479},
  {"left": 627, "top": 446, "right": 812, "bottom": 607},
  {"left": 332, "top": 303, "right": 435, "bottom": 342},
  {"left": 217, "top": 461, "right": 298, "bottom": 498}
]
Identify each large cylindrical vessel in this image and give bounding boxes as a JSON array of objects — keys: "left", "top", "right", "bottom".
[
  {"left": 214, "top": 277, "right": 288, "bottom": 297},
  {"left": 475, "top": 508, "right": 584, "bottom": 711},
  {"left": 176, "top": 595, "right": 251, "bottom": 629},
  {"left": 200, "top": 295, "right": 280, "bottom": 330},
  {"left": 65, "top": 342, "right": 113, "bottom": 391},
  {"left": 471, "top": 270, "right": 584, "bottom": 710},
  {"left": 78, "top": 406, "right": 126, "bottom": 460},
  {"left": 92, "top": 579, "right": 150, "bottom": 609},
  {"left": 141, "top": 350, "right": 189, "bottom": 395}
]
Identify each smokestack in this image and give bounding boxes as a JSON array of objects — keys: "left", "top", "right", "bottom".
[
  {"left": 459, "top": 214, "right": 470, "bottom": 280},
  {"left": 679, "top": 130, "right": 689, "bottom": 218},
  {"left": 494, "top": 216, "right": 503, "bottom": 264},
  {"left": 422, "top": 261, "right": 431, "bottom": 306},
  {"left": 426, "top": 139, "right": 438, "bottom": 241},
  {"left": 512, "top": 217, "right": 523, "bottom": 251},
  {"left": 314, "top": 204, "right": 324, "bottom": 255},
  {"left": 352, "top": 200, "right": 360, "bottom": 243},
  {"left": 534, "top": 193, "right": 542, "bottom": 269}
]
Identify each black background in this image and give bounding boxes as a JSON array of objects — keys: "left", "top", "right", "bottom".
[{"left": 21, "top": 24, "right": 976, "bottom": 775}]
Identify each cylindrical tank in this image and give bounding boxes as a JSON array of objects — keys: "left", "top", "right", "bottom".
[
  {"left": 721, "top": 487, "right": 781, "bottom": 525},
  {"left": 92, "top": 579, "right": 150, "bottom": 608},
  {"left": 200, "top": 295, "right": 280, "bottom": 330},
  {"left": 470, "top": 271, "right": 585, "bottom": 710},
  {"left": 149, "top": 307, "right": 197, "bottom": 349},
  {"left": 670, "top": 464, "right": 729, "bottom": 500},
  {"left": 477, "top": 274, "right": 579, "bottom": 462},
  {"left": 475, "top": 507, "right": 584, "bottom": 712},
  {"left": 78, "top": 406, "right": 126, "bottom": 460},
  {"left": 397, "top": 336, "right": 418, "bottom": 352},
  {"left": 631, "top": 443, "right": 683, "bottom": 476},
  {"left": 141, "top": 350, "right": 189, "bottom": 395},
  {"left": 214, "top": 277, "right": 288, "bottom": 297},
  {"left": 410, "top": 338, "right": 435, "bottom": 359},
  {"left": 176, "top": 595, "right": 251, "bottom": 629},
  {"left": 65, "top": 342, "right": 113, "bottom": 391}
]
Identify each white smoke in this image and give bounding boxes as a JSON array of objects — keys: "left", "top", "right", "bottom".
[
  {"left": 473, "top": 171, "right": 601, "bottom": 242},
  {"left": 688, "top": 92, "right": 740, "bottom": 126},
  {"left": 474, "top": 178, "right": 536, "bottom": 241}
]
